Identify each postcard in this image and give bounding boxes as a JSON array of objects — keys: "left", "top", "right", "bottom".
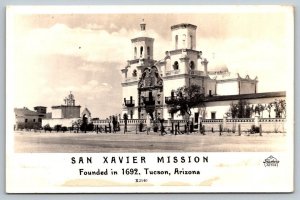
[{"left": 6, "top": 5, "right": 294, "bottom": 193}]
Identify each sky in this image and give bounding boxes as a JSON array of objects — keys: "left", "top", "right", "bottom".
[{"left": 8, "top": 6, "right": 293, "bottom": 118}]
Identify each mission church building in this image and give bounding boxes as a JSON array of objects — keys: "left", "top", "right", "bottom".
[{"left": 121, "top": 21, "right": 285, "bottom": 121}]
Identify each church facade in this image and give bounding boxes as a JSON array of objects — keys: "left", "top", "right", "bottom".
[{"left": 121, "top": 21, "right": 277, "bottom": 121}]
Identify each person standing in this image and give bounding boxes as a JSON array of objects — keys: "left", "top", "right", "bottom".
[
  {"left": 159, "top": 118, "right": 167, "bottom": 136},
  {"left": 146, "top": 114, "right": 151, "bottom": 135}
]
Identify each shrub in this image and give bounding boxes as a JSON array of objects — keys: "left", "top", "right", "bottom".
[
  {"left": 139, "top": 122, "right": 144, "bottom": 132},
  {"left": 87, "top": 123, "right": 94, "bottom": 131},
  {"left": 250, "top": 125, "right": 260, "bottom": 134},
  {"left": 43, "top": 124, "right": 52, "bottom": 132},
  {"left": 61, "top": 126, "right": 68, "bottom": 132},
  {"left": 54, "top": 125, "right": 62, "bottom": 132}
]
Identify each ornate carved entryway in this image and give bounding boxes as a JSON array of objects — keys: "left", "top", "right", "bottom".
[{"left": 138, "top": 66, "right": 163, "bottom": 119}]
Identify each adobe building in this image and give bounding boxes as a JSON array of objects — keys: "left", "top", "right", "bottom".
[
  {"left": 42, "top": 92, "right": 82, "bottom": 127},
  {"left": 121, "top": 21, "right": 284, "bottom": 121},
  {"left": 51, "top": 92, "right": 81, "bottom": 119},
  {"left": 14, "top": 106, "right": 47, "bottom": 130}
]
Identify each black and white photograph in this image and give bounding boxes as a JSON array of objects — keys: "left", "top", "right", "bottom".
[{"left": 6, "top": 5, "right": 294, "bottom": 193}]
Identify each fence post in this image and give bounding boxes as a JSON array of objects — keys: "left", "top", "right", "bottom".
[
  {"left": 259, "top": 124, "right": 262, "bottom": 136},
  {"left": 136, "top": 124, "right": 138, "bottom": 134},
  {"left": 254, "top": 113, "right": 260, "bottom": 127},
  {"left": 198, "top": 116, "right": 201, "bottom": 134},
  {"left": 219, "top": 124, "right": 222, "bottom": 136},
  {"left": 171, "top": 122, "right": 174, "bottom": 134},
  {"left": 223, "top": 115, "right": 227, "bottom": 132},
  {"left": 238, "top": 124, "right": 241, "bottom": 136}
]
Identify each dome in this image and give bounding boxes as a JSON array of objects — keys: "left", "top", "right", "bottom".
[
  {"left": 134, "top": 29, "right": 151, "bottom": 38},
  {"left": 206, "top": 54, "right": 229, "bottom": 73},
  {"left": 132, "top": 19, "right": 153, "bottom": 39},
  {"left": 209, "top": 64, "right": 229, "bottom": 72}
]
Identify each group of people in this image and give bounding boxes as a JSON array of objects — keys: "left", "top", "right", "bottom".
[{"left": 145, "top": 114, "right": 167, "bottom": 136}]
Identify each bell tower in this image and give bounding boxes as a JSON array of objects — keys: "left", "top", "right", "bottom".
[
  {"left": 131, "top": 19, "right": 154, "bottom": 60},
  {"left": 171, "top": 23, "right": 197, "bottom": 50}
]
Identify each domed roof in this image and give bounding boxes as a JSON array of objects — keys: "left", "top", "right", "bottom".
[
  {"left": 207, "top": 54, "right": 229, "bottom": 72},
  {"left": 134, "top": 29, "right": 151, "bottom": 38},
  {"left": 210, "top": 64, "right": 229, "bottom": 72},
  {"left": 132, "top": 19, "right": 153, "bottom": 39}
]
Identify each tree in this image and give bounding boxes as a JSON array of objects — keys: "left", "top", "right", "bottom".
[
  {"left": 254, "top": 104, "right": 265, "bottom": 117},
  {"left": 72, "top": 119, "right": 82, "bottom": 133},
  {"left": 265, "top": 103, "right": 273, "bottom": 118},
  {"left": 229, "top": 102, "right": 239, "bottom": 118},
  {"left": 43, "top": 124, "right": 52, "bottom": 133},
  {"left": 81, "top": 114, "right": 88, "bottom": 133},
  {"left": 123, "top": 113, "right": 128, "bottom": 133},
  {"left": 228, "top": 100, "right": 253, "bottom": 118},
  {"left": 168, "top": 84, "right": 205, "bottom": 118},
  {"left": 273, "top": 99, "right": 286, "bottom": 118}
]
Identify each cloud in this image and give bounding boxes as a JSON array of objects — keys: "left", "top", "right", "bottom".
[
  {"left": 85, "top": 23, "right": 104, "bottom": 30},
  {"left": 11, "top": 12, "right": 292, "bottom": 118},
  {"left": 78, "top": 64, "right": 105, "bottom": 72},
  {"left": 20, "top": 23, "right": 134, "bottom": 63},
  {"left": 198, "top": 36, "right": 288, "bottom": 92}
]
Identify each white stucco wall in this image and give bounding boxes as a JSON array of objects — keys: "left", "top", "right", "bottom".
[
  {"left": 163, "top": 77, "right": 186, "bottom": 98},
  {"left": 240, "top": 81, "right": 256, "bottom": 94},
  {"left": 205, "top": 97, "right": 286, "bottom": 119},
  {"left": 132, "top": 39, "right": 154, "bottom": 60},
  {"left": 122, "top": 84, "right": 138, "bottom": 106},
  {"left": 52, "top": 108, "right": 62, "bottom": 119},
  {"left": 42, "top": 118, "right": 80, "bottom": 127},
  {"left": 205, "top": 79, "right": 217, "bottom": 96},
  {"left": 216, "top": 81, "right": 239, "bottom": 95},
  {"left": 171, "top": 27, "right": 196, "bottom": 50}
]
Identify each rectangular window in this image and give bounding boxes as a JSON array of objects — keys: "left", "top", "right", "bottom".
[
  {"left": 33, "top": 119, "right": 35, "bottom": 122},
  {"left": 211, "top": 112, "right": 216, "bottom": 119},
  {"left": 25, "top": 119, "right": 28, "bottom": 123}
]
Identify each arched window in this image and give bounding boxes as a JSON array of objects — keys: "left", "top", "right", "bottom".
[
  {"left": 190, "top": 35, "right": 193, "bottom": 49},
  {"left": 140, "top": 46, "right": 143, "bottom": 58},
  {"left": 175, "top": 35, "right": 178, "bottom": 49},
  {"left": 189, "top": 61, "right": 195, "bottom": 70},
  {"left": 147, "top": 46, "right": 150, "bottom": 58},
  {"left": 173, "top": 61, "right": 179, "bottom": 70},
  {"left": 132, "top": 69, "right": 137, "bottom": 77},
  {"left": 134, "top": 47, "right": 137, "bottom": 59},
  {"left": 182, "top": 34, "right": 186, "bottom": 48}
]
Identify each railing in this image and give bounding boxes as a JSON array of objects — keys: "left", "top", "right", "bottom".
[
  {"left": 92, "top": 118, "right": 286, "bottom": 126},
  {"left": 189, "top": 70, "right": 204, "bottom": 76},
  {"left": 165, "top": 96, "right": 172, "bottom": 104},
  {"left": 93, "top": 119, "right": 146, "bottom": 125},
  {"left": 143, "top": 97, "right": 155, "bottom": 105},
  {"left": 201, "top": 118, "right": 285, "bottom": 123},
  {"left": 226, "top": 118, "right": 254, "bottom": 123},
  {"left": 170, "top": 119, "right": 189, "bottom": 123},
  {"left": 124, "top": 100, "right": 135, "bottom": 107},
  {"left": 202, "top": 119, "right": 223, "bottom": 123},
  {"left": 165, "top": 69, "right": 180, "bottom": 76},
  {"left": 165, "top": 96, "right": 176, "bottom": 104},
  {"left": 259, "top": 118, "right": 286, "bottom": 122}
]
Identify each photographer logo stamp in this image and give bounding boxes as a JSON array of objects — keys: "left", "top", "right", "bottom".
[{"left": 263, "top": 155, "right": 280, "bottom": 167}]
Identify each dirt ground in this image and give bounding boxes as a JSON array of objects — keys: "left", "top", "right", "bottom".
[{"left": 13, "top": 130, "right": 288, "bottom": 153}]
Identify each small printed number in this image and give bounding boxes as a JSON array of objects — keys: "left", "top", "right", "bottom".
[{"left": 135, "top": 179, "right": 148, "bottom": 183}]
